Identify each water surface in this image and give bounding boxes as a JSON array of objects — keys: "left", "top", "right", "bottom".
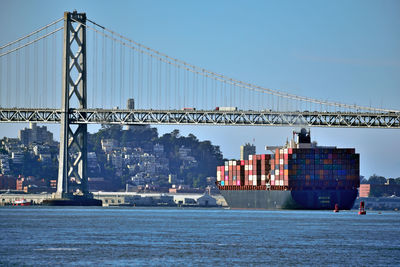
[{"left": 1, "top": 207, "right": 399, "bottom": 266}]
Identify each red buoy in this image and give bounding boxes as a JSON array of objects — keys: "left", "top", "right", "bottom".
[
  {"left": 333, "top": 203, "right": 339, "bottom": 212},
  {"left": 358, "top": 201, "right": 366, "bottom": 215}
]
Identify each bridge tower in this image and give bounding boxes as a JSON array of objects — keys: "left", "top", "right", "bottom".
[{"left": 56, "top": 11, "right": 90, "bottom": 199}]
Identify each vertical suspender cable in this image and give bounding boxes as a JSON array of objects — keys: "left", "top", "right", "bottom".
[
  {"left": 94, "top": 29, "right": 98, "bottom": 109},
  {"left": 52, "top": 25, "right": 56, "bottom": 108},
  {"left": 226, "top": 82, "right": 229, "bottom": 107},
  {"left": 43, "top": 29, "right": 47, "bottom": 108},
  {"left": 16, "top": 42, "right": 20, "bottom": 108},
  {"left": 183, "top": 66, "right": 187, "bottom": 107},
  {"left": 173, "top": 64, "right": 176, "bottom": 109},
  {"left": 138, "top": 51, "right": 142, "bottom": 108},
  {"left": 122, "top": 45, "right": 125, "bottom": 108},
  {"left": 186, "top": 65, "right": 189, "bottom": 107},
  {"left": 91, "top": 28, "right": 95, "bottom": 108},
  {"left": 165, "top": 62, "right": 169, "bottom": 109},
  {"left": 177, "top": 66, "right": 180, "bottom": 108},
  {"left": 192, "top": 71, "right": 195, "bottom": 108},
  {"left": 26, "top": 38, "right": 30, "bottom": 108},
  {"left": 151, "top": 56, "right": 155, "bottom": 108},
  {"left": 154, "top": 57, "right": 157, "bottom": 108},
  {"left": 119, "top": 43, "right": 123, "bottom": 108},
  {"left": 202, "top": 73, "right": 205, "bottom": 110},
  {"left": 286, "top": 97, "right": 288, "bottom": 112},
  {"left": 6, "top": 55, "right": 10, "bottom": 107},
  {"left": 133, "top": 49, "right": 136, "bottom": 102},
  {"left": 0, "top": 47, "right": 2, "bottom": 107},
  {"left": 156, "top": 58, "right": 159, "bottom": 108},
  {"left": 159, "top": 59, "right": 162, "bottom": 108},
  {"left": 129, "top": 47, "right": 132, "bottom": 100},
  {"left": 234, "top": 83, "right": 237, "bottom": 108},
  {"left": 213, "top": 78, "right": 216, "bottom": 109},
  {"left": 187, "top": 67, "right": 190, "bottom": 107},
  {"left": 119, "top": 43, "right": 122, "bottom": 108},
  {"left": 223, "top": 81, "right": 226, "bottom": 107},
  {"left": 175, "top": 65, "right": 178, "bottom": 109},
  {"left": 230, "top": 82, "right": 233, "bottom": 108},
  {"left": 34, "top": 35, "right": 38, "bottom": 108},
  {"left": 110, "top": 35, "right": 114, "bottom": 107},
  {"left": 220, "top": 81, "right": 223, "bottom": 106},
  {"left": 242, "top": 85, "right": 245, "bottom": 110},
  {"left": 34, "top": 33, "right": 38, "bottom": 108},
  {"left": 220, "top": 81, "right": 223, "bottom": 107},
  {"left": 101, "top": 29, "right": 106, "bottom": 108},
  {"left": 147, "top": 55, "right": 151, "bottom": 109}
]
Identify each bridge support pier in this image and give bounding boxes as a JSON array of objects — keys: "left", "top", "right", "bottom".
[{"left": 54, "top": 11, "right": 100, "bottom": 205}]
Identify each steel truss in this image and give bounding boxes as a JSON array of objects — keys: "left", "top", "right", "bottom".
[
  {"left": 1, "top": 108, "right": 399, "bottom": 128},
  {"left": 0, "top": 109, "right": 61, "bottom": 122}
]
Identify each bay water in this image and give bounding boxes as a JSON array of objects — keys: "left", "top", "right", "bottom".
[{"left": 1, "top": 207, "right": 399, "bottom": 266}]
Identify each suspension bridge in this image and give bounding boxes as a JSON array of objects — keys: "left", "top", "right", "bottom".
[{"left": 0, "top": 11, "right": 399, "bottom": 203}]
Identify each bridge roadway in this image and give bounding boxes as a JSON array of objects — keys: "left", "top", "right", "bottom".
[{"left": 0, "top": 108, "right": 399, "bottom": 128}]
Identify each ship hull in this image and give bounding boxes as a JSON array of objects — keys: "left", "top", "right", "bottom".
[
  {"left": 42, "top": 198, "right": 102, "bottom": 206},
  {"left": 220, "top": 189, "right": 357, "bottom": 210}
]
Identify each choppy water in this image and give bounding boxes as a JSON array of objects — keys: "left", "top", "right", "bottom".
[{"left": 0, "top": 207, "right": 399, "bottom": 266}]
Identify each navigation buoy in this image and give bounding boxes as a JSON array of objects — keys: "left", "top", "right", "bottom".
[
  {"left": 333, "top": 203, "right": 339, "bottom": 212},
  {"left": 358, "top": 201, "right": 366, "bottom": 215}
]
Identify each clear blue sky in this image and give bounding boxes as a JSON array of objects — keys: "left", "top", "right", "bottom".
[{"left": 1, "top": 0, "right": 399, "bottom": 179}]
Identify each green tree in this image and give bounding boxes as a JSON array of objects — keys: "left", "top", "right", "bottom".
[{"left": 368, "top": 174, "right": 387, "bottom": 185}]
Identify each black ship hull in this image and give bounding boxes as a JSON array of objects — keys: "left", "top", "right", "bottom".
[
  {"left": 42, "top": 198, "right": 102, "bottom": 206},
  {"left": 220, "top": 189, "right": 357, "bottom": 210}
]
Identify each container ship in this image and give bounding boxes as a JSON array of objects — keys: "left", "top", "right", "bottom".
[{"left": 216, "top": 129, "right": 360, "bottom": 210}]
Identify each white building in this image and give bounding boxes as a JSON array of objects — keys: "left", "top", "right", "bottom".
[
  {"left": 101, "top": 139, "right": 118, "bottom": 154},
  {"left": 19, "top": 123, "right": 54, "bottom": 146},
  {"left": 11, "top": 152, "right": 24, "bottom": 165},
  {"left": 0, "top": 155, "right": 11, "bottom": 174}
]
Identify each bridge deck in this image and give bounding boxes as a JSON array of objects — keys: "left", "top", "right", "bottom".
[{"left": 0, "top": 108, "right": 399, "bottom": 128}]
